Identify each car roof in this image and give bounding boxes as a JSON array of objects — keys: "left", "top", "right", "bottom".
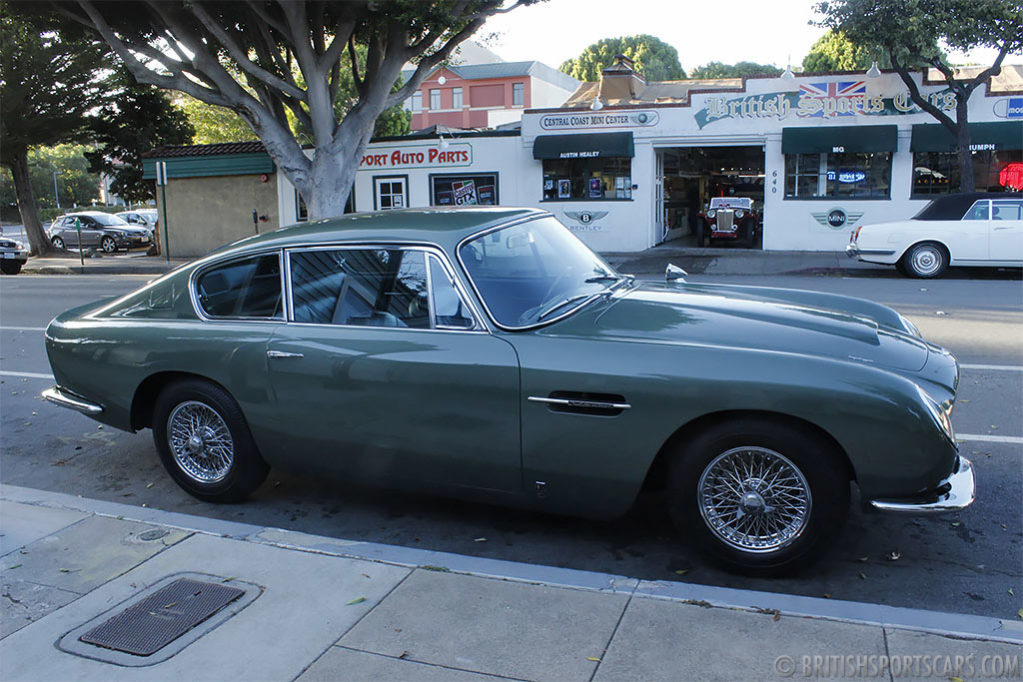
[
  {"left": 210, "top": 207, "right": 550, "bottom": 257},
  {"left": 914, "top": 192, "right": 1022, "bottom": 221}
]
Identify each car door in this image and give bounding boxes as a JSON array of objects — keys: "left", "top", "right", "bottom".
[
  {"left": 949, "top": 199, "right": 992, "bottom": 262},
  {"left": 78, "top": 217, "right": 101, "bottom": 247},
  {"left": 264, "top": 245, "right": 522, "bottom": 494},
  {"left": 989, "top": 199, "right": 1023, "bottom": 263}
]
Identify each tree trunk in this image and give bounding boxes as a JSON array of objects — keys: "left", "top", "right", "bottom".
[
  {"left": 955, "top": 98, "right": 975, "bottom": 193},
  {"left": 304, "top": 126, "right": 373, "bottom": 220},
  {"left": 7, "top": 149, "right": 50, "bottom": 256}
]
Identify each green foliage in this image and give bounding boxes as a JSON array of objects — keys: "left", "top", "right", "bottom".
[
  {"left": 690, "top": 61, "right": 784, "bottom": 79},
  {"left": 0, "top": 145, "right": 102, "bottom": 210},
  {"left": 801, "top": 29, "right": 937, "bottom": 72},
  {"left": 0, "top": 7, "right": 110, "bottom": 159},
  {"left": 177, "top": 97, "right": 255, "bottom": 145},
  {"left": 86, "top": 69, "right": 194, "bottom": 204},
  {"left": 560, "top": 35, "right": 686, "bottom": 82}
]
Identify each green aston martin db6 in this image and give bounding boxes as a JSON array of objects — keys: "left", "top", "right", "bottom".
[{"left": 43, "top": 208, "right": 974, "bottom": 574}]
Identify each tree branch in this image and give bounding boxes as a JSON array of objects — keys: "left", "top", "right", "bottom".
[{"left": 888, "top": 50, "right": 957, "bottom": 133}]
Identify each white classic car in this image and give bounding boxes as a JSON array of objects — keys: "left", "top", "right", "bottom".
[{"left": 847, "top": 192, "right": 1023, "bottom": 278}]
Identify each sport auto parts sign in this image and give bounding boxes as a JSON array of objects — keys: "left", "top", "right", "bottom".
[
  {"left": 360, "top": 143, "right": 472, "bottom": 170},
  {"left": 695, "top": 83, "right": 955, "bottom": 128}
]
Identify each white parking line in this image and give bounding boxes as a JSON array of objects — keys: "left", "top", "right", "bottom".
[
  {"left": 960, "top": 364, "right": 1023, "bottom": 372},
  {"left": 0, "top": 370, "right": 54, "bottom": 380},
  {"left": 957, "top": 433, "right": 1023, "bottom": 445},
  {"left": 0, "top": 326, "right": 47, "bottom": 332}
]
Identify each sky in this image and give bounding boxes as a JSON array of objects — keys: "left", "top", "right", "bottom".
[{"left": 479, "top": 0, "right": 1014, "bottom": 73}]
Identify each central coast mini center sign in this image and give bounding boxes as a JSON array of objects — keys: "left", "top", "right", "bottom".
[
  {"left": 360, "top": 143, "right": 472, "bottom": 170},
  {"left": 540, "top": 110, "right": 660, "bottom": 130}
]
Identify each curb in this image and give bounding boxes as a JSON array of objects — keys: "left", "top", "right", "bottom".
[{"left": 3, "top": 484, "right": 1020, "bottom": 645}]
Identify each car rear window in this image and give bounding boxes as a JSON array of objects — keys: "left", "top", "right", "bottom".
[{"left": 196, "top": 254, "right": 283, "bottom": 319}]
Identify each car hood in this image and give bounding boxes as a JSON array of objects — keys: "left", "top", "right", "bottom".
[{"left": 545, "top": 281, "right": 929, "bottom": 372}]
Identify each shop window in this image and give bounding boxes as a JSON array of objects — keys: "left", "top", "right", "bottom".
[
  {"left": 410, "top": 91, "right": 422, "bottom": 112},
  {"left": 912, "top": 150, "right": 1023, "bottom": 196},
  {"left": 431, "top": 174, "right": 498, "bottom": 206},
  {"left": 784, "top": 152, "right": 892, "bottom": 199},
  {"left": 452, "top": 87, "right": 463, "bottom": 109},
  {"left": 513, "top": 82, "right": 524, "bottom": 107},
  {"left": 429, "top": 89, "right": 441, "bottom": 110},
  {"left": 542, "top": 158, "right": 632, "bottom": 201}
]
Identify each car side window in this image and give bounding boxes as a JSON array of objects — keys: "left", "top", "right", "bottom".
[
  {"left": 196, "top": 253, "right": 283, "bottom": 319},
  {"left": 427, "top": 254, "right": 475, "bottom": 330},
  {"left": 963, "top": 201, "right": 990, "bottom": 221},
  {"left": 991, "top": 200, "right": 1022, "bottom": 221},
  {"left": 289, "top": 248, "right": 431, "bottom": 329}
]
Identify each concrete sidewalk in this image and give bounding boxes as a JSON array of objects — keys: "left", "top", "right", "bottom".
[
  {"left": 1, "top": 485, "right": 1019, "bottom": 682},
  {"left": 17, "top": 246, "right": 889, "bottom": 278}
]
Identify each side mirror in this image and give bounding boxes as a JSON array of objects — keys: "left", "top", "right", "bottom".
[{"left": 666, "top": 263, "right": 688, "bottom": 283}]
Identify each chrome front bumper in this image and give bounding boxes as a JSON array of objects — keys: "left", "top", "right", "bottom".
[
  {"left": 845, "top": 243, "right": 859, "bottom": 259},
  {"left": 42, "top": 386, "right": 103, "bottom": 415},
  {"left": 869, "top": 455, "right": 975, "bottom": 513}
]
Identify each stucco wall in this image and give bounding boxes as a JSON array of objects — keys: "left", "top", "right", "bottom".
[{"left": 156, "top": 173, "right": 279, "bottom": 257}]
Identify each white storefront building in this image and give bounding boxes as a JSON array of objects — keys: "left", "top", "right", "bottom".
[{"left": 265, "top": 62, "right": 1021, "bottom": 253}]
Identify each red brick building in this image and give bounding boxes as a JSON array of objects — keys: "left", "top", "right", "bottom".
[{"left": 405, "top": 61, "right": 579, "bottom": 131}]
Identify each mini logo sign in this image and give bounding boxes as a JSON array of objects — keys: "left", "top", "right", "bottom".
[
  {"left": 812, "top": 208, "right": 864, "bottom": 230},
  {"left": 994, "top": 97, "right": 1023, "bottom": 119}
]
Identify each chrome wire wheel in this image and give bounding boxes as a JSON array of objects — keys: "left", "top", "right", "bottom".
[
  {"left": 167, "top": 400, "right": 235, "bottom": 483},
  {"left": 697, "top": 446, "right": 812, "bottom": 553},
  {"left": 908, "top": 244, "right": 943, "bottom": 277}
]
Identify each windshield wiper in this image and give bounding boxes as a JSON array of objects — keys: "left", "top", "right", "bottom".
[
  {"left": 536, "top": 293, "right": 594, "bottom": 321},
  {"left": 584, "top": 274, "right": 620, "bottom": 283}
]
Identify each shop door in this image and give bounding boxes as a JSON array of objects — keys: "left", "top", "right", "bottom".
[
  {"left": 374, "top": 176, "right": 408, "bottom": 210},
  {"left": 654, "top": 151, "right": 666, "bottom": 242}
]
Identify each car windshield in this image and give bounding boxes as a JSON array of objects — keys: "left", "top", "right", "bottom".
[
  {"left": 91, "top": 213, "right": 129, "bottom": 226},
  {"left": 459, "top": 216, "right": 627, "bottom": 328}
]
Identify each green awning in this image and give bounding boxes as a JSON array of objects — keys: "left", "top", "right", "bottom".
[
  {"left": 142, "top": 152, "right": 275, "bottom": 180},
  {"left": 910, "top": 122, "right": 1023, "bottom": 152},
  {"left": 782, "top": 125, "right": 898, "bottom": 154},
  {"left": 533, "top": 132, "right": 634, "bottom": 160}
]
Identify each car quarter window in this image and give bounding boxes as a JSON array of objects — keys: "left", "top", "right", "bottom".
[
  {"left": 991, "top": 200, "right": 1022, "bottom": 221},
  {"left": 196, "top": 253, "right": 283, "bottom": 319},
  {"left": 427, "top": 254, "right": 475, "bottom": 329},
  {"left": 963, "top": 200, "right": 990, "bottom": 221},
  {"left": 289, "top": 248, "right": 431, "bottom": 329}
]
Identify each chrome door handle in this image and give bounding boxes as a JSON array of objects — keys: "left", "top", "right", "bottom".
[
  {"left": 267, "top": 350, "right": 304, "bottom": 359},
  {"left": 993, "top": 226, "right": 1013, "bottom": 231},
  {"left": 528, "top": 396, "right": 632, "bottom": 410}
]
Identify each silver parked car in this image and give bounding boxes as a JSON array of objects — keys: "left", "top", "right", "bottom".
[
  {"left": 50, "top": 211, "right": 151, "bottom": 253},
  {"left": 115, "top": 209, "right": 158, "bottom": 235}
]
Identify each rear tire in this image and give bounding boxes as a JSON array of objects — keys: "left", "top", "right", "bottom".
[
  {"left": 667, "top": 418, "right": 850, "bottom": 576},
  {"left": 152, "top": 379, "right": 269, "bottom": 503},
  {"left": 900, "top": 242, "right": 948, "bottom": 279}
]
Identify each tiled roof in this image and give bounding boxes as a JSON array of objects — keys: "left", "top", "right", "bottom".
[{"left": 142, "top": 141, "right": 266, "bottom": 158}]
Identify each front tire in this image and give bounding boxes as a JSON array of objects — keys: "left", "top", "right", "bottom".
[
  {"left": 668, "top": 418, "right": 850, "bottom": 576},
  {"left": 52, "top": 236, "right": 65, "bottom": 250},
  {"left": 901, "top": 242, "right": 948, "bottom": 279},
  {"left": 100, "top": 236, "right": 117, "bottom": 253},
  {"left": 0, "top": 261, "right": 22, "bottom": 275},
  {"left": 152, "top": 379, "right": 269, "bottom": 503}
]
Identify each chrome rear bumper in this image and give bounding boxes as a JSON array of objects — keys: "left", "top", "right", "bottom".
[
  {"left": 42, "top": 386, "right": 103, "bottom": 415},
  {"left": 869, "top": 455, "right": 975, "bottom": 513}
]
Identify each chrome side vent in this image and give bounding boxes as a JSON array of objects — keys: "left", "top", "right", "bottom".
[{"left": 528, "top": 391, "right": 631, "bottom": 416}]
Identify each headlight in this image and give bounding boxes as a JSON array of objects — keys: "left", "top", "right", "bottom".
[
  {"left": 917, "top": 386, "right": 954, "bottom": 443},
  {"left": 734, "top": 210, "right": 744, "bottom": 218},
  {"left": 707, "top": 210, "right": 716, "bottom": 218}
]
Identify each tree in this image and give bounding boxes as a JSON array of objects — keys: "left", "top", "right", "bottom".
[
  {"left": 560, "top": 35, "right": 686, "bottom": 82},
  {"left": 86, "top": 68, "right": 195, "bottom": 204},
  {"left": 49, "top": 1, "right": 534, "bottom": 220},
  {"left": 816, "top": 0, "right": 1023, "bottom": 192},
  {"left": 801, "top": 29, "right": 938, "bottom": 72},
  {"left": 0, "top": 7, "right": 109, "bottom": 254},
  {"left": 690, "top": 61, "right": 783, "bottom": 79},
  {"left": 0, "top": 144, "right": 102, "bottom": 211},
  {"left": 177, "top": 96, "right": 256, "bottom": 144}
]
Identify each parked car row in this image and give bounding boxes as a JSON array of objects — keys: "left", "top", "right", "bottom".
[{"left": 48, "top": 211, "right": 153, "bottom": 253}]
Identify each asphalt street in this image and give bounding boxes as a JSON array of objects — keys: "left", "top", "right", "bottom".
[{"left": 1, "top": 271, "right": 1020, "bottom": 621}]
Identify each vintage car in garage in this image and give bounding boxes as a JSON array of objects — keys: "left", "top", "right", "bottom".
[
  {"left": 696, "top": 197, "right": 761, "bottom": 247},
  {"left": 42, "top": 207, "right": 972, "bottom": 574},
  {"left": 847, "top": 192, "right": 1023, "bottom": 278}
]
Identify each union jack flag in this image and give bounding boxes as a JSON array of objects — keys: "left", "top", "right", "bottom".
[{"left": 799, "top": 81, "right": 867, "bottom": 117}]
